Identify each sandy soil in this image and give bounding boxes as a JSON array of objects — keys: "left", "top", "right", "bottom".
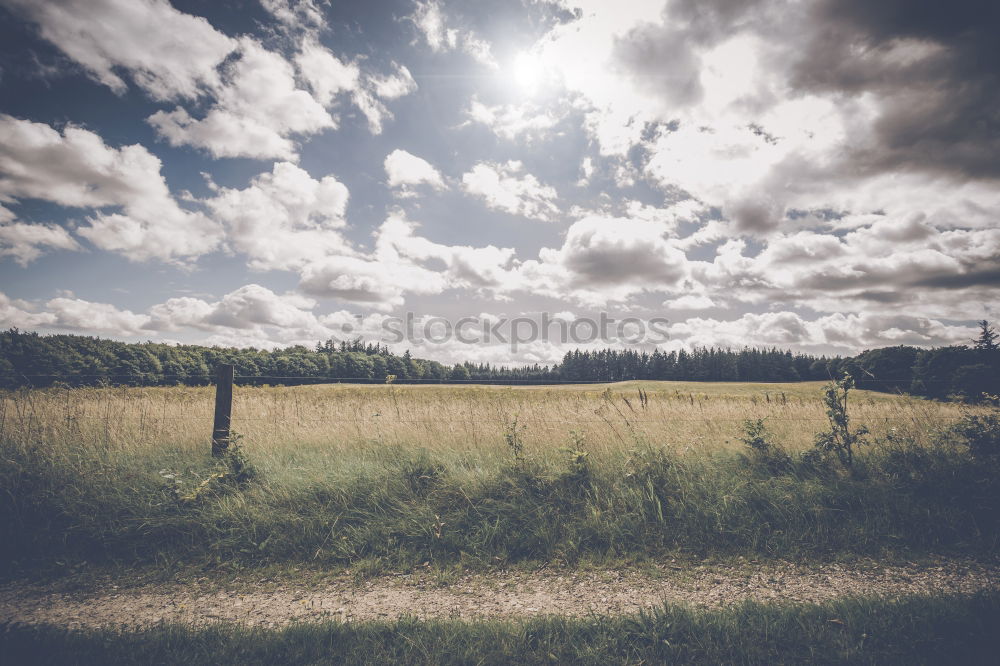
[{"left": 1, "top": 560, "right": 996, "bottom": 629}]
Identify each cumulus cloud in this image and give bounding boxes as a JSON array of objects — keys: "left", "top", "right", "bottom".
[
  {"left": 384, "top": 149, "right": 446, "bottom": 193},
  {"left": 556, "top": 215, "right": 688, "bottom": 288},
  {"left": 197, "top": 162, "right": 509, "bottom": 310},
  {"left": 461, "top": 161, "right": 560, "bottom": 220},
  {"left": 511, "top": 213, "right": 691, "bottom": 305},
  {"left": 200, "top": 284, "right": 318, "bottom": 331},
  {"left": 294, "top": 40, "right": 418, "bottom": 138},
  {"left": 688, "top": 217, "right": 1000, "bottom": 320},
  {"left": 0, "top": 0, "right": 236, "bottom": 100},
  {"left": 11, "top": 0, "right": 416, "bottom": 160},
  {"left": 295, "top": 38, "right": 360, "bottom": 107},
  {"left": 299, "top": 213, "right": 515, "bottom": 309},
  {"left": 43, "top": 296, "right": 152, "bottom": 334},
  {"left": 0, "top": 285, "right": 333, "bottom": 347},
  {"left": 204, "top": 161, "right": 351, "bottom": 271},
  {"left": 148, "top": 37, "right": 335, "bottom": 160},
  {"left": 0, "top": 115, "right": 221, "bottom": 262},
  {"left": 0, "top": 290, "right": 152, "bottom": 336},
  {"left": 0, "top": 292, "right": 56, "bottom": 329}
]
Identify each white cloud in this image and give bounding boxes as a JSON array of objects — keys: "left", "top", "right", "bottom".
[
  {"left": 369, "top": 64, "right": 418, "bottom": 100},
  {"left": 295, "top": 38, "right": 360, "bottom": 106},
  {"left": 0, "top": 292, "right": 56, "bottom": 329},
  {"left": 43, "top": 296, "right": 152, "bottom": 335},
  {"left": 666, "top": 311, "right": 979, "bottom": 354},
  {"left": 461, "top": 161, "right": 560, "bottom": 220},
  {"left": 0, "top": 115, "right": 221, "bottom": 262},
  {"left": 351, "top": 63, "right": 418, "bottom": 134},
  {"left": 577, "top": 157, "right": 595, "bottom": 186},
  {"left": 298, "top": 212, "right": 515, "bottom": 309},
  {"left": 259, "top": 0, "right": 325, "bottom": 30},
  {"left": 511, "top": 213, "right": 690, "bottom": 305},
  {"left": 298, "top": 254, "right": 430, "bottom": 309},
  {"left": 203, "top": 284, "right": 318, "bottom": 330},
  {"left": 687, "top": 219, "right": 1000, "bottom": 320},
  {"left": 204, "top": 161, "right": 351, "bottom": 271},
  {"left": 0, "top": 222, "right": 82, "bottom": 265},
  {"left": 148, "top": 38, "right": 335, "bottom": 160},
  {"left": 465, "top": 97, "right": 562, "bottom": 141},
  {"left": 0, "top": 284, "right": 329, "bottom": 346},
  {"left": 148, "top": 285, "right": 324, "bottom": 338},
  {"left": 1, "top": 0, "right": 236, "bottom": 100},
  {"left": 384, "top": 149, "right": 446, "bottom": 192},
  {"left": 10, "top": 0, "right": 415, "bottom": 156},
  {"left": 410, "top": 0, "right": 498, "bottom": 68}
]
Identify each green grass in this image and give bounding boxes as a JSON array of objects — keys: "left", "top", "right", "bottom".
[
  {"left": 3, "top": 593, "right": 998, "bottom": 665},
  {"left": 2, "top": 415, "right": 998, "bottom": 574}
]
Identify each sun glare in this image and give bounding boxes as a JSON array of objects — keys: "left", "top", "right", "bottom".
[{"left": 511, "top": 51, "right": 542, "bottom": 93}]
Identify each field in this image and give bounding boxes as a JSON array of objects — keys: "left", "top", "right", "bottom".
[
  {"left": 1, "top": 380, "right": 975, "bottom": 462},
  {"left": 2, "top": 380, "right": 998, "bottom": 663}
]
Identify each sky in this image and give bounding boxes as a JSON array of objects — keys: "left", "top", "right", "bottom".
[{"left": 0, "top": 0, "right": 998, "bottom": 365}]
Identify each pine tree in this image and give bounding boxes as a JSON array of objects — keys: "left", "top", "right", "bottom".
[{"left": 974, "top": 320, "right": 998, "bottom": 352}]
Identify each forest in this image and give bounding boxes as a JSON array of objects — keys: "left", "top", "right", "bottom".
[{"left": 1, "top": 322, "right": 998, "bottom": 400}]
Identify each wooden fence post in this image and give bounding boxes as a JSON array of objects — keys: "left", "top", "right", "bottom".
[{"left": 212, "top": 364, "right": 234, "bottom": 457}]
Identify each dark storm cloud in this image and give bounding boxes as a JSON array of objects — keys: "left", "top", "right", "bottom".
[
  {"left": 791, "top": 0, "right": 1000, "bottom": 180},
  {"left": 910, "top": 267, "right": 1000, "bottom": 290}
]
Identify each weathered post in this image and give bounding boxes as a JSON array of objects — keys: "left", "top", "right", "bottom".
[{"left": 212, "top": 363, "right": 234, "bottom": 457}]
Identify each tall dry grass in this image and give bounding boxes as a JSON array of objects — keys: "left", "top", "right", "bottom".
[{"left": 0, "top": 381, "right": 980, "bottom": 467}]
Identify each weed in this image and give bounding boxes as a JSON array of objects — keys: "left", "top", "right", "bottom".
[
  {"left": 814, "top": 374, "right": 870, "bottom": 471},
  {"left": 738, "top": 418, "right": 773, "bottom": 452},
  {"left": 502, "top": 415, "right": 526, "bottom": 465}
]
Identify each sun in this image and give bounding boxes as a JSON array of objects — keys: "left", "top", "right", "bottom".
[{"left": 511, "top": 51, "right": 543, "bottom": 93}]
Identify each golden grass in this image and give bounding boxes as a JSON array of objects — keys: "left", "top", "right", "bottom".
[{"left": 0, "top": 381, "right": 985, "bottom": 468}]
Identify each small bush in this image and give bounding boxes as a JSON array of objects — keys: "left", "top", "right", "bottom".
[
  {"left": 951, "top": 412, "right": 1000, "bottom": 463},
  {"left": 737, "top": 418, "right": 792, "bottom": 474}
]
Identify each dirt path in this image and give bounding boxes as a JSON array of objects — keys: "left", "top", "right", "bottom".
[{"left": 2, "top": 560, "right": 997, "bottom": 629}]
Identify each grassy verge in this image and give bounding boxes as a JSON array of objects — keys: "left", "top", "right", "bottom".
[
  {"left": 3, "top": 593, "right": 998, "bottom": 665},
  {"left": 2, "top": 411, "right": 998, "bottom": 573}
]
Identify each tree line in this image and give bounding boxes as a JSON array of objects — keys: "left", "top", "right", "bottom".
[{"left": 1, "top": 322, "right": 997, "bottom": 400}]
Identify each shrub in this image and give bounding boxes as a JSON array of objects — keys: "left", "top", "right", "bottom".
[
  {"left": 951, "top": 412, "right": 1000, "bottom": 463},
  {"left": 737, "top": 418, "right": 792, "bottom": 474}
]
